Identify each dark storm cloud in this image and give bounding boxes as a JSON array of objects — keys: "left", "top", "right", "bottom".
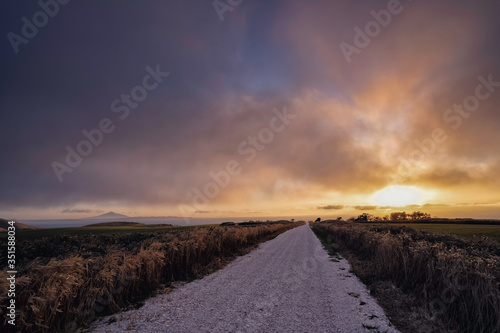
[
  {"left": 0, "top": 0, "right": 257, "bottom": 209},
  {"left": 1, "top": 0, "right": 500, "bottom": 216},
  {"left": 354, "top": 206, "right": 378, "bottom": 211},
  {"left": 317, "top": 205, "right": 344, "bottom": 210}
]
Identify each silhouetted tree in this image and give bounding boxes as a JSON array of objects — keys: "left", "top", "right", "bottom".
[
  {"left": 409, "top": 211, "right": 431, "bottom": 220},
  {"left": 390, "top": 212, "right": 408, "bottom": 220},
  {"left": 355, "top": 213, "right": 374, "bottom": 221}
]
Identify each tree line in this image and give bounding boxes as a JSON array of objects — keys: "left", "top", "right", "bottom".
[{"left": 353, "top": 211, "right": 431, "bottom": 222}]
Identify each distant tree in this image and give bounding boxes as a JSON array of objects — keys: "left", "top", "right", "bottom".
[
  {"left": 390, "top": 212, "right": 408, "bottom": 220},
  {"left": 315, "top": 217, "right": 321, "bottom": 222},
  {"left": 421, "top": 212, "right": 431, "bottom": 219},
  {"left": 383, "top": 215, "right": 389, "bottom": 221},
  {"left": 355, "top": 213, "right": 374, "bottom": 221},
  {"left": 409, "top": 211, "right": 431, "bottom": 220}
]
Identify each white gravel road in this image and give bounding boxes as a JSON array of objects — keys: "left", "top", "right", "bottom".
[{"left": 91, "top": 223, "right": 398, "bottom": 333}]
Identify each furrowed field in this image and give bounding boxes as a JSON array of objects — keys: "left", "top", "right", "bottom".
[
  {"left": 0, "top": 221, "right": 301, "bottom": 332},
  {"left": 312, "top": 221, "right": 500, "bottom": 333}
]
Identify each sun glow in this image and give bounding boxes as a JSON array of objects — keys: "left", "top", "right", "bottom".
[{"left": 373, "top": 185, "right": 430, "bottom": 207}]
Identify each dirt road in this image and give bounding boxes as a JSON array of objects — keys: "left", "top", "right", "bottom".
[{"left": 92, "top": 223, "right": 398, "bottom": 332}]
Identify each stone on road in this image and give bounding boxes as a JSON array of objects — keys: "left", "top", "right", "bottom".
[{"left": 92, "top": 223, "right": 398, "bottom": 333}]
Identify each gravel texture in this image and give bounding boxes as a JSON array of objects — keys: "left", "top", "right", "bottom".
[{"left": 91, "top": 223, "right": 399, "bottom": 333}]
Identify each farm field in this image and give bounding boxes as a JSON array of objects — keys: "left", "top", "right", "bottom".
[
  {"left": 367, "top": 222, "right": 500, "bottom": 243},
  {"left": 8, "top": 224, "right": 217, "bottom": 241}
]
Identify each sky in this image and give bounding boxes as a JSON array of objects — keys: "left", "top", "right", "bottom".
[{"left": 1, "top": 0, "right": 500, "bottom": 221}]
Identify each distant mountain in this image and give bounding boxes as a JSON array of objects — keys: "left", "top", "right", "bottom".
[
  {"left": 0, "top": 218, "right": 41, "bottom": 230},
  {"left": 84, "top": 221, "right": 143, "bottom": 227},
  {"left": 84, "top": 221, "right": 173, "bottom": 228},
  {"left": 88, "top": 211, "right": 129, "bottom": 219},
  {"left": 132, "top": 215, "right": 182, "bottom": 219}
]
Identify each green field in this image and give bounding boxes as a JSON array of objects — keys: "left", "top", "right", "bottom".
[
  {"left": 10, "top": 224, "right": 219, "bottom": 241},
  {"left": 370, "top": 223, "right": 500, "bottom": 242}
]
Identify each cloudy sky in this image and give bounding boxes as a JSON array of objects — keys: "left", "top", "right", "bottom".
[{"left": 1, "top": 0, "right": 500, "bottom": 220}]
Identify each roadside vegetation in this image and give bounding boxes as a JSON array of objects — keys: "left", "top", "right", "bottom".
[
  {"left": 372, "top": 223, "right": 500, "bottom": 243},
  {"left": 349, "top": 211, "right": 500, "bottom": 242},
  {"left": 311, "top": 220, "right": 500, "bottom": 333},
  {"left": 0, "top": 221, "right": 301, "bottom": 332}
]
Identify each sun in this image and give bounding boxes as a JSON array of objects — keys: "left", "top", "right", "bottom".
[{"left": 372, "top": 185, "right": 429, "bottom": 207}]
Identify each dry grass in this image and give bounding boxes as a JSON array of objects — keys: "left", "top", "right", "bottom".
[
  {"left": 311, "top": 221, "right": 500, "bottom": 333},
  {"left": 0, "top": 222, "right": 300, "bottom": 332}
]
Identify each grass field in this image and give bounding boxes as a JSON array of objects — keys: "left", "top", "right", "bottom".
[
  {"left": 367, "top": 222, "right": 500, "bottom": 243},
  {"left": 10, "top": 224, "right": 218, "bottom": 241}
]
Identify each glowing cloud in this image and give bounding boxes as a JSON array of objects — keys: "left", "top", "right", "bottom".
[{"left": 372, "top": 186, "right": 430, "bottom": 207}]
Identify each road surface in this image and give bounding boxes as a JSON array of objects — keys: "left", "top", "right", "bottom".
[{"left": 92, "top": 223, "right": 398, "bottom": 333}]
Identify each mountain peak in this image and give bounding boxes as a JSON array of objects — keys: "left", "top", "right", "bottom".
[{"left": 89, "top": 211, "right": 129, "bottom": 219}]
